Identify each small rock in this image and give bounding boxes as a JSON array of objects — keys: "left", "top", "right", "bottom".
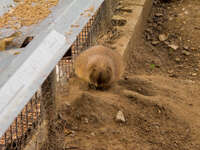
[
  {"left": 84, "top": 118, "right": 89, "bottom": 124},
  {"left": 169, "top": 17, "right": 173, "bottom": 21},
  {"left": 183, "top": 46, "right": 189, "bottom": 50},
  {"left": 116, "top": 111, "right": 126, "bottom": 123},
  {"left": 145, "top": 28, "right": 153, "bottom": 34},
  {"left": 168, "top": 70, "right": 174, "bottom": 74},
  {"left": 182, "top": 50, "right": 191, "bottom": 56},
  {"left": 159, "top": 34, "right": 168, "bottom": 41},
  {"left": 155, "top": 13, "right": 163, "bottom": 17},
  {"left": 91, "top": 132, "right": 95, "bottom": 136},
  {"left": 164, "top": 41, "right": 170, "bottom": 45},
  {"left": 175, "top": 58, "right": 181, "bottom": 62},
  {"left": 115, "top": 5, "right": 123, "bottom": 10},
  {"left": 192, "top": 73, "right": 197, "bottom": 76},
  {"left": 184, "top": 11, "right": 189, "bottom": 15},
  {"left": 151, "top": 41, "right": 160, "bottom": 45},
  {"left": 168, "top": 44, "right": 179, "bottom": 50}
]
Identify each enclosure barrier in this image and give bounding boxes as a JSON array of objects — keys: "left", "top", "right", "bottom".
[{"left": 0, "top": 0, "right": 110, "bottom": 149}]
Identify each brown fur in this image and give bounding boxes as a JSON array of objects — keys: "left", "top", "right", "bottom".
[{"left": 74, "top": 45, "right": 124, "bottom": 89}]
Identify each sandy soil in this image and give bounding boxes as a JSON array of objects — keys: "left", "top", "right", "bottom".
[{"left": 42, "top": 0, "right": 200, "bottom": 149}]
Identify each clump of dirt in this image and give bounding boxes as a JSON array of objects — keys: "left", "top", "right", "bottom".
[{"left": 44, "top": 75, "right": 200, "bottom": 150}]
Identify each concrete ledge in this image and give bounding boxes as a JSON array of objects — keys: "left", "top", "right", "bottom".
[{"left": 112, "top": 0, "right": 153, "bottom": 56}]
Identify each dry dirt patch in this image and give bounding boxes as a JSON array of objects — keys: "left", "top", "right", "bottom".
[{"left": 43, "top": 75, "right": 200, "bottom": 150}]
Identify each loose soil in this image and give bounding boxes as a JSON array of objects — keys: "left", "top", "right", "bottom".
[{"left": 43, "top": 0, "right": 200, "bottom": 150}]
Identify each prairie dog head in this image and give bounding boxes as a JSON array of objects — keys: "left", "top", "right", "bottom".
[{"left": 89, "top": 63, "right": 113, "bottom": 88}]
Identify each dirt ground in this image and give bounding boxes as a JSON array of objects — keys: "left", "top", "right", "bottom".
[
  {"left": 43, "top": 0, "right": 200, "bottom": 150},
  {"left": 127, "top": 0, "right": 200, "bottom": 80}
]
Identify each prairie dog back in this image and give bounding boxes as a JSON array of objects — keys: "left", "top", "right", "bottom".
[{"left": 74, "top": 45, "right": 124, "bottom": 89}]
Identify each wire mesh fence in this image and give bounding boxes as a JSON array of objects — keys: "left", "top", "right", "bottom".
[
  {"left": 0, "top": 91, "right": 42, "bottom": 150},
  {"left": 0, "top": 0, "right": 108, "bottom": 149}
]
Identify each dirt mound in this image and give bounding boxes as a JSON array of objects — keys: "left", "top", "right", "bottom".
[{"left": 44, "top": 75, "right": 200, "bottom": 150}]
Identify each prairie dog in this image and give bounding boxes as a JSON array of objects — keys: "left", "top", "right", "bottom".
[{"left": 74, "top": 45, "right": 124, "bottom": 89}]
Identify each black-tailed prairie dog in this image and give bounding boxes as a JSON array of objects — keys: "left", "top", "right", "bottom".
[{"left": 74, "top": 45, "right": 124, "bottom": 89}]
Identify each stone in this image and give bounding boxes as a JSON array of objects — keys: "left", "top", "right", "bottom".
[
  {"left": 145, "top": 28, "right": 153, "bottom": 34},
  {"left": 155, "top": 13, "right": 163, "bottom": 17},
  {"left": 183, "top": 46, "right": 189, "bottom": 50},
  {"left": 184, "top": 11, "right": 189, "bottom": 15},
  {"left": 159, "top": 34, "right": 168, "bottom": 41},
  {"left": 182, "top": 50, "right": 191, "bottom": 56},
  {"left": 116, "top": 110, "right": 126, "bottom": 123},
  {"left": 168, "top": 70, "right": 174, "bottom": 74},
  {"left": 168, "top": 44, "right": 179, "bottom": 50},
  {"left": 152, "top": 41, "right": 160, "bottom": 45},
  {"left": 84, "top": 118, "right": 89, "bottom": 124},
  {"left": 192, "top": 73, "right": 197, "bottom": 76},
  {"left": 175, "top": 58, "right": 181, "bottom": 62},
  {"left": 91, "top": 132, "right": 95, "bottom": 136}
]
